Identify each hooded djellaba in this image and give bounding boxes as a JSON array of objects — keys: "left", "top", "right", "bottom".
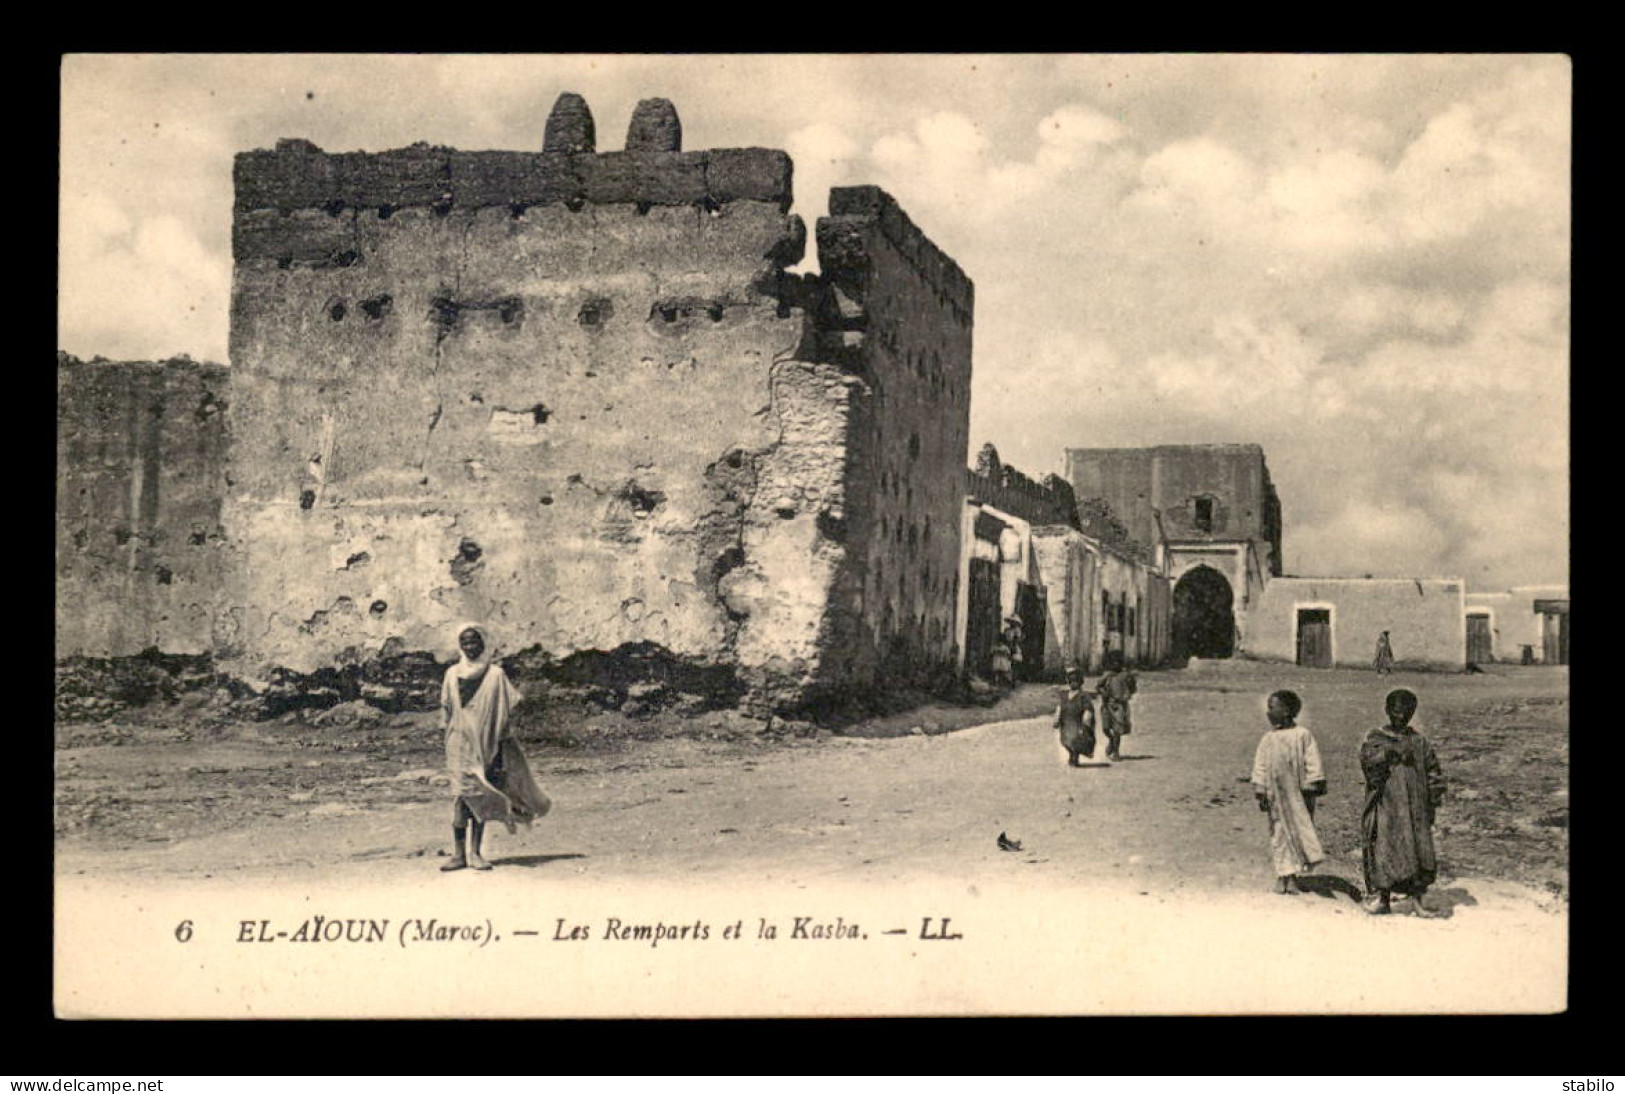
[{"left": 438, "top": 622, "right": 551, "bottom": 871}]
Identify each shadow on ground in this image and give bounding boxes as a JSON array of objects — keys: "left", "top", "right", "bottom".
[
  {"left": 493, "top": 852, "right": 588, "bottom": 869},
  {"left": 1296, "top": 874, "right": 1364, "bottom": 903}
]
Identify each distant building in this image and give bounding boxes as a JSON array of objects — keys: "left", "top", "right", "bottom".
[
  {"left": 1465, "top": 585, "right": 1570, "bottom": 665},
  {"left": 962, "top": 445, "right": 1169, "bottom": 678},
  {"left": 1247, "top": 576, "right": 1467, "bottom": 672},
  {"left": 1064, "top": 444, "right": 1280, "bottom": 661}
]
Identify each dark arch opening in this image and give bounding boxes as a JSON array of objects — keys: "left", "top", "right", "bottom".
[{"left": 1173, "top": 565, "right": 1234, "bottom": 660}]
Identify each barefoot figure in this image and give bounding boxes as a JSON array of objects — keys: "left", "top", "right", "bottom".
[
  {"left": 1250, "top": 690, "right": 1327, "bottom": 894},
  {"left": 439, "top": 623, "right": 551, "bottom": 872},
  {"left": 1055, "top": 664, "right": 1103, "bottom": 767},
  {"left": 1360, "top": 688, "right": 1446, "bottom": 916}
]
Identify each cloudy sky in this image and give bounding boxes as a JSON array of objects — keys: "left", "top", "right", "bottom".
[{"left": 59, "top": 54, "right": 1570, "bottom": 590}]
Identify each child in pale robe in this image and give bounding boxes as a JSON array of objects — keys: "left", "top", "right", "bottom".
[{"left": 1250, "top": 689, "right": 1328, "bottom": 894}]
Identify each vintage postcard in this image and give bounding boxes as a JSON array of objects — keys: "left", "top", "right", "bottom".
[{"left": 55, "top": 53, "right": 1570, "bottom": 1017}]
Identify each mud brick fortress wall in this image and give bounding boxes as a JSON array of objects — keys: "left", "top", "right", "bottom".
[
  {"left": 212, "top": 96, "right": 973, "bottom": 712},
  {"left": 814, "top": 186, "right": 974, "bottom": 696},
  {"left": 56, "top": 354, "right": 231, "bottom": 657}
]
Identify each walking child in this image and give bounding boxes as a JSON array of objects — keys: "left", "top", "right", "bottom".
[
  {"left": 1055, "top": 664, "right": 1102, "bottom": 766},
  {"left": 1098, "top": 652, "right": 1139, "bottom": 761},
  {"left": 1250, "top": 689, "right": 1328, "bottom": 894},
  {"left": 1360, "top": 688, "right": 1446, "bottom": 916}
]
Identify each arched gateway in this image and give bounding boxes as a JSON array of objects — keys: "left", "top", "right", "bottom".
[{"left": 1173, "top": 565, "right": 1235, "bottom": 659}]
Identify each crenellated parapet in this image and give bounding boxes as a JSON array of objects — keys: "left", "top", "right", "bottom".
[
  {"left": 233, "top": 93, "right": 793, "bottom": 264},
  {"left": 966, "top": 444, "right": 1079, "bottom": 529},
  {"left": 815, "top": 185, "right": 973, "bottom": 327}
]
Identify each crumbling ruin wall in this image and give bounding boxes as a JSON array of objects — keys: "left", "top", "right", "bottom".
[
  {"left": 811, "top": 186, "right": 974, "bottom": 697},
  {"left": 223, "top": 97, "right": 848, "bottom": 708},
  {"left": 56, "top": 354, "right": 230, "bottom": 657}
]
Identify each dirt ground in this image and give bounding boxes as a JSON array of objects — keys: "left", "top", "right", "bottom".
[
  {"left": 53, "top": 660, "right": 1569, "bottom": 1015},
  {"left": 56, "top": 660, "right": 1567, "bottom": 895}
]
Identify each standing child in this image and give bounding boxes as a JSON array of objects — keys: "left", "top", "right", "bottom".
[
  {"left": 1360, "top": 689, "right": 1446, "bottom": 916},
  {"left": 1055, "top": 665, "right": 1101, "bottom": 767},
  {"left": 1250, "top": 689, "right": 1328, "bottom": 894}
]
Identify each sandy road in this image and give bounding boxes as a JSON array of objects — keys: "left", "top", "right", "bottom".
[{"left": 55, "top": 663, "right": 1567, "bottom": 1015}]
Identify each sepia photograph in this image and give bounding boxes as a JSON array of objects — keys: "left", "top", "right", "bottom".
[{"left": 55, "top": 53, "right": 1570, "bottom": 1018}]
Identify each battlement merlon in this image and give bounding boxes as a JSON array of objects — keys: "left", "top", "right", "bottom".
[
  {"left": 816, "top": 185, "right": 974, "bottom": 321},
  {"left": 231, "top": 142, "right": 793, "bottom": 260}
]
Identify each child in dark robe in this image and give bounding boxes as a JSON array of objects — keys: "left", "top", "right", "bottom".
[
  {"left": 1360, "top": 688, "right": 1446, "bottom": 916},
  {"left": 1055, "top": 665, "right": 1101, "bottom": 767}
]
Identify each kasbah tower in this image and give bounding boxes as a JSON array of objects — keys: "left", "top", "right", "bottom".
[{"left": 222, "top": 93, "right": 974, "bottom": 715}]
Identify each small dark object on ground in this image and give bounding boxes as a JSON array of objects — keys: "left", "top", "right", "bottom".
[{"left": 997, "top": 831, "right": 1023, "bottom": 852}]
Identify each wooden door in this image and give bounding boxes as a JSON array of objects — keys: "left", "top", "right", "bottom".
[
  {"left": 1466, "top": 614, "right": 1494, "bottom": 664},
  {"left": 966, "top": 558, "right": 1000, "bottom": 677},
  {"left": 1015, "top": 583, "right": 1046, "bottom": 680},
  {"left": 1296, "top": 609, "right": 1333, "bottom": 668}
]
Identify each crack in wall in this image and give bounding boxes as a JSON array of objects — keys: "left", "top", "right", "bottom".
[{"left": 417, "top": 217, "right": 478, "bottom": 470}]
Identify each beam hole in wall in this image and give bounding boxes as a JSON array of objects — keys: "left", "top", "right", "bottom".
[
  {"left": 816, "top": 507, "right": 846, "bottom": 542},
  {"left": 432, "top": 193, "right": 454, "bottom": 217},
  {"left": 326, "top": 298, "right": 347, "bottom": 322},
  {"left": 155, "top": 565, "right": 173, "bottom": 586},
  {"left": 498, "top": 297, "right": 524, "bottom": 325},
  {"left": 360, "top": 294, "right": 393, "bottom": 321},
  {"left": 634, "top": 201, "right": 653, "bottom": 216},
  {"left": 539, "top": 494, "right": 554, "bottom": 506},
  {"left": 299, "top": 489, "right": 316, "bottom": 510},
  {"left": 712, "top": 546, "right": 746, "bottom": 583},
  {"left": 322, "top": 198, "right": 347, "bottom": 218},
  {"left": 707, "top": 304, "right": 725, "bottom": 322},
  {"left": 370, "top": 600, "right": 388, "bottom": 618},
  {"left": 908, "top": 433, "right": 921, "bottom": 459},
  {"left": 509, "top": 203, "right": 528, "bottom": 220},
  {"left": 377, "top": 204, "right": 395, "bottom": 220},
  {"left": 616, "top": 481, "right": 666, "bottom": 519},
  {"left": 329, "top": 250, "right": 362, "bottom": 268},
  {"left": 430, "top": 297, "right": 461, "bottom": 332},
  {"left": 579, "top": 299, "right": 613, "bottom": 327}
]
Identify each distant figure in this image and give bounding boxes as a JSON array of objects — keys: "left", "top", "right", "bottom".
[
  {"left": 990, "top": 634, "right": 1014, "bottom": 689},
  {"left": 1374, "top": 631, "right": 1395, "bottom": 675},
  {"left": 1360, "top": 689, "right": 1446, "bottom": 916},
  {"left": 439, "top": 623, "right": 551, "bottom": 872},
  {"left": 1054, "top": 664, "right": 1101, "bottom": 767},
  {"left": 1098, "top": 652, "right": 1138, "bottom": 761},
  {"left": 1003, "top": 616, "right": 1025, "bottom": 683},
  {"left": 1250, "top": 690, "right": 1327, "bottom": 895}
]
